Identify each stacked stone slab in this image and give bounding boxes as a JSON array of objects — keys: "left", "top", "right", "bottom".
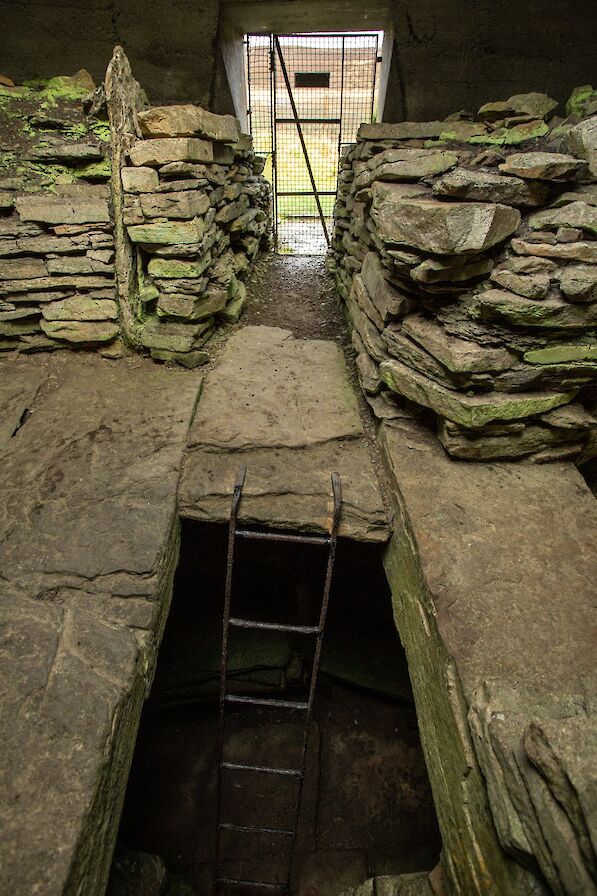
[
  {"left": 329, "top": 88, "right": 597, "bottom": 463},
  {"left": 0, "top": 72, "right": 118, "bottom": 352},
  {"left": 122, "top": 104, "right": 270, "bottom": 367}
]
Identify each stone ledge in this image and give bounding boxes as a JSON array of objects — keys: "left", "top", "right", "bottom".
[
  {"left": 380, "top": 417, "right": 597, "bottom": 896},
  {"left": 0, "top": 353, "right": 202, "bottom": 896},
  {"left": 179, "top": 326, "right": 389, "bottom": 542}
]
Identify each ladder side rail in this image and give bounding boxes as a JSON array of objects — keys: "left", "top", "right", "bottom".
[
  {"left": 287, "top": 472, "right": 342, "bottom": 888},
  {"left": 215, "top": 465, "right": 247, "bottom": 894}
]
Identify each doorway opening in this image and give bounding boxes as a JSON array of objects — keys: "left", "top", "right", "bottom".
[
  {"left": 108, "top": 522, "right": 441, "bottom": 895},
  {"left": 246, "top": 32, "right": 382, "bottom": 256}
]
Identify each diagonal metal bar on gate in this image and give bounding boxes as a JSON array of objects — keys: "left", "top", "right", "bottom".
[{"left": 273, "top": 35, "right": 330, "bottom": 247}]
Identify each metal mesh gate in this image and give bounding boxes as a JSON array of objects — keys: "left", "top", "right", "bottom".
[{"left": 246, "top": 33, "right": 380, "bottom": 255}]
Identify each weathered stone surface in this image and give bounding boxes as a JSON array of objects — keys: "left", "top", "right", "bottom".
[
  {"left": 137, "top": 189, "right": 210, "bottom": 220},
  {"left": 0, "top": 353, "right": 201, "bottom": 896},
  {"left": 40, "top": 319, "right": 120, "bottom": 343},
  {"left": 380, "top": 417, "right": 597, "bottom": 896},
  {"left": 121, "top": 166, "right": 159, "bottom": 193},
  {"left": 129, "top": 137, "right": 213, "bottom": 167},
  {"left": 432, "top": 167, "right": 548, "bottom": 206},
  {"left": 498, "top": 152, "right": 585, "bottom": 181},
  {"left": 489, "top": 268, "right": 550, "bottom": 298},
  {"left": 351, "top": 274, "right": 384, "bottom": 330},
  {"left": 511, "top": 238, "right": 597, "bottom": 263},
  {"left": 219, "top": 291, "right": 246, "bottom": 324},
  {"left": 127, "top": 218, "right": 205, "bottom": 246},
  {"left": 402, "top": 314, "right": 516, "bottom": 373},
  {"left": 353, "top": 149, "right": 458, "bottom": 189},
  {"left": 148, "top": 255, "right": 211, "bottom": 279},
  {"left": 15, "top": 195, "right": 111, "bottom": 225},
  {"left": 25, "top": 141, "right": 104, "bottom": 164},
  {"left": 380, "top": 357, "right": 574, "bottom": 427},
  {"left": 46, "top": 256, "right": 114, "bottom": 275},
  {"left": 355, "top": 349, "right": 383, "bottom": 395},
  {"left": 180, "top": 327, "right": 388, "bottom": 541},
  {"left": 467, "top": 288, "right": 597, "bottom": 328},
  {"left": 0, "top": 257, "right": 47, "bottom": 279},
  {"left": 149, "top": 347, "right": 209, "bottom": 368},
  {"left": 0, "top": 275, "right": 113, "bottom": 296},
  {"left": 478, "top": 92, "right": 558, "bottom": 123},
  {"left": 138, "top": 317, "right": 209, "bottom": 352},
  {"left": 565, "top": 116, "right": 597, "bottom": 176},
  {"left": 559, "top": 264, "right": 597, "bottom": 301},
  {"left": 383, "top": 326, "right": 458, "bottom": 388},
  {"left": 360, "top": 252, "right": 411, "bottom": 321},
  {"left": 437, "top": 417, "right": 585, "bottom": 461},
  {"left": 156, "top": 289, "right": 226, "bottom": 321},
  {"left": 370, "top": 185, "right": 521, "bottom": 255},
  {"left": 524, "top": 341, "right": 597, "bottom": 364},
  {"left": 566, "top": 86, "right": 597, "bottom": 118},
  {"left": 358, "top": 121, "right": 487, "bottom": 141},
  {"left": 0, "top": 365, "right": 45, "bottom": 441},
  {"left": 345, "top": 287, "right": 388, "bottom": 364},
  {"left": 502, "top": 255, "right": 557, "bottom": 275},
  {"left": 410, "top": 255, "right": 494, "bottom": 285},
  {"left": 138, "top": 105, "right": 240, "bottom": 143},
  {"left": 41, "top": 296, "right": 119, "bottom": 322},
  {"left": 529, "top": 201, "right": 597, "bottom": 237}
]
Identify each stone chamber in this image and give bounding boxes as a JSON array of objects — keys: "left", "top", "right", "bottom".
[{"left": 1, "top": 7, "right": 597, "bottom": 896}]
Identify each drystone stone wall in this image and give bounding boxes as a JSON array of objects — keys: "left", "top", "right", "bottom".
[
  {"left": 329, "top": 89, "right": 597, "bottom": 464},
  {"left": 123, "top": 105, "right": 270, "bottom": 367},
  {"left": 0, "top": 72, "right": 118, "bottom": 351},
  {"left": 0, "top": 51, "right": 271, "bottom": 366}
]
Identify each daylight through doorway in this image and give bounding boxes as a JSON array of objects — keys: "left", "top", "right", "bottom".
[{"left": 246, "top": 32, "right": 381, "bottom": 255}]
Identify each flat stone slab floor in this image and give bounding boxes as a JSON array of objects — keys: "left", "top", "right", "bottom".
[
  {"left": 0, "top": 352, "right": 202, "bottom": 896},
  {"left": 179, "top": 326, "right": 389, "bottom": 541}
]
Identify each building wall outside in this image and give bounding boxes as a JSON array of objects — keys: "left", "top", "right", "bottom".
[{"left": 1, "top": 0, "right": 596, "bottom": 121}]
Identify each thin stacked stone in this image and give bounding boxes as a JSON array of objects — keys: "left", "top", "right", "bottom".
[
  {"left": 0, "top": 71, "right": 118, "bottom": 352},
  {"left": 122, "top": 104, "right": 271, "bottom": 367},
  {"left": 328, "top": 88, "right": 597, "bottom": 463}
]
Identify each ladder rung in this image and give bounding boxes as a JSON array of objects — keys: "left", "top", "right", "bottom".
[
  {"left": 225, "top": 694, "right": 309, "bottom": 710},
  {"left": 221, "top": 761, "right": 302, "bottom": 777},
  {"left": 216, "top": 879, "right": 287, "bottom": 892},
  {"left": 229, "top": 617, "right": 319, "bottom": 635},
  {"left": 235, "top": 528, "right": 330, "bottom": 546},
  {"left": 219, "top": 822, "right": 294, "bottom": 837}
]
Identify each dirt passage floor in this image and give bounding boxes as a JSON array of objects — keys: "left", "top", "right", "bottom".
[{"left": 242, "top": 254, "right": 348, "bottom": 343}]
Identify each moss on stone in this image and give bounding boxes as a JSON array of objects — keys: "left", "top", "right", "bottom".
[
  {"left": 469, "top": 121, "right": 550, "bottom": 146},
  {"left": 89, "top": 120, "right": 111, "bottom": 143},
  {"left": 566, "top": 85, "right": 597, "bottom": 118},
  {"left": 24, "top": 76, "right": 92, "bottom": 105}
]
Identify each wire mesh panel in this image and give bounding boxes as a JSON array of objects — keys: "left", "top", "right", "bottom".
[{"left": 247, "top": 32, "right": 380, "bottom": 255}]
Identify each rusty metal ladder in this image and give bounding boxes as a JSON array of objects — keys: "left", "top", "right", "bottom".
[{"left": 213, "top": 465, "right": 342, "bottom": 894}]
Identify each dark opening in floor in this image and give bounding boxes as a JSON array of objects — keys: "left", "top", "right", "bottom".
[{"left": 108, "top": 521, "right": 441, "bottom": 896}]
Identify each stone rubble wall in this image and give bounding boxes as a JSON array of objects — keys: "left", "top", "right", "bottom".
[
  {"left": 0, "top": 72, "right": 118, "bottom": 352},
  {"left": 0, "top": 51, "right": 271, "bottom": 367},
  {"left": 329, "top": 88, "right": 597, "bottom": 464},
  {"left": 122, "top": 104, "right": 270, "bottom": 368}
]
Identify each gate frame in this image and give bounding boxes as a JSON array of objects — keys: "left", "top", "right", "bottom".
[{"left": 246, "top": 30, "right": 381, "bottom": 252}]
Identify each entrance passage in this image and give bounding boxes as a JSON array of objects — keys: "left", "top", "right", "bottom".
[
  {"left": 246, "top": 32, "right": 381, "bottom": 254},
  {"left": 109, "top": 523, "right": 441, "bottom": 896}
]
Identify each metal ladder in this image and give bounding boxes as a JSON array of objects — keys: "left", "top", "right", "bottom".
[{"left": 214, "top": 465, "right": 342, "bottom": 894}]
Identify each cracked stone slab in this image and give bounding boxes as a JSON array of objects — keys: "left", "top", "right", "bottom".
[
  {"left": 179, "top": 326, "right": 388, "bottom": 541},
  {"left": 0, "top": 352, "right": 201, "bottom": 896}
]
